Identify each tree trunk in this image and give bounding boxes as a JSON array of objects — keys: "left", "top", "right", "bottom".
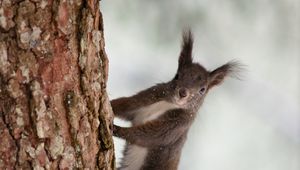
[{"left": 0, "top": 0, "right": 115, "bottom": 169}]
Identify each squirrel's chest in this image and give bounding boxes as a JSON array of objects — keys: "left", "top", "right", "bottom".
[
  {"left": 132, "top": 101, "right": 178, "bottom": 125},
  {"left": 121, "top": 101, "right": 178, "bottom": 170}
]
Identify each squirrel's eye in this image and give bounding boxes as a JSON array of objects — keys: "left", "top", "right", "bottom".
[
  {"left": 199, "top": 87, "right": 206, "bottom": 94},
  {"left": 174, "top": 73, "right": 179, "bottom": 80},
  {"left": 198, "top": 76, "right": 202, "bottom": 80}
]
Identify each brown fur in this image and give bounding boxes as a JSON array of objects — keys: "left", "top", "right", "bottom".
[{"left": 111, "top": 30, "right": 240, "bottom": 170}]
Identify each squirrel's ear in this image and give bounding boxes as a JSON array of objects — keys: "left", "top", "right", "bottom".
[
  {"left": 178, "top": 30, "right": 193, "bottom": 69},
  {"left": 208, "top": 61, "right": 242, "bottom": 89}
]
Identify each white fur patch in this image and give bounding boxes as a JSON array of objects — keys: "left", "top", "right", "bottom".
[
  {"left": 121, "top": 145, "right": 148, "bottom": 170},
  {"left": 120, "top": 101, "right": 178, "bottom": 170},
  {"left": 132, "top": 101, "right": 178, "bottom": 125}
]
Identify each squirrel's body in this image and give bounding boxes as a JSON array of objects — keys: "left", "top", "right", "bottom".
[
  {"left": 112, "top": 83, "right": 196, "bottom": 170},
  {"left": 112, "top": 31, "right": 240, "bottom": 170},
  {"left": 120, "top": 99, "right": 183, "bottom": 170}
]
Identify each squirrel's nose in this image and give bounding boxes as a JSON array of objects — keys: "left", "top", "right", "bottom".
[{"left": 179, "top": 88, "right": 188, "bottom": 98}]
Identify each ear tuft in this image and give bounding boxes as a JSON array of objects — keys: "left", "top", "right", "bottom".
[
  {"left": 208, "top": 60, "right": 245, "bottom": 89},
  {"left": 179, "top": 29, "right": 194, "bottom": 69}
]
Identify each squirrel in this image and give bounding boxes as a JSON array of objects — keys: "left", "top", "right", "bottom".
[{"left": 111, "top": 30, "right": 240, "bottom": 170}]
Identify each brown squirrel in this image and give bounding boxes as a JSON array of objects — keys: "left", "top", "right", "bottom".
[{"left": 111, "top": 30, "right": 240, "bottom": 170}]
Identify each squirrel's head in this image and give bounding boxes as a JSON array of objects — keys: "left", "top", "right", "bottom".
[{"left": 172, "top": 30, "right": 241, "bottom": 109}]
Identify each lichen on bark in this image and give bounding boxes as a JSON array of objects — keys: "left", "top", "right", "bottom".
[{"left": 0, "top": 0, "right": 115, "bottom": 169}]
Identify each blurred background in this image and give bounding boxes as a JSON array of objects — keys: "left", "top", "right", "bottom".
[{"left": 101, "top": 0, "right": 300, "bottom": 170}]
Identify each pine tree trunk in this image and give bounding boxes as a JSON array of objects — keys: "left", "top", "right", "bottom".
[{"left": 0, "top": 0, "right": 115, "bottom": 169}]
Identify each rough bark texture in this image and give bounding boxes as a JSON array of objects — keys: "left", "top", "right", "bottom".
[{"left": 0, "top": 0, "right": 115, "bottom": 169}]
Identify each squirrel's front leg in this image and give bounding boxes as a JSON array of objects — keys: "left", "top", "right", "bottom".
[
  {"left": 111, "top": 97, "right": 136, "bottom": 121},
  {"left": 113, "top": 109, "right": 189, "bottom": 147},
  {"left": 111, "top": 87, "right": 159, "bottom": 121}
]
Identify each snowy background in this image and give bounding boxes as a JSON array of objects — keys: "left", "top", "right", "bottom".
[{"left": 101, "top": 0, "right": 300, "bottom": 170}]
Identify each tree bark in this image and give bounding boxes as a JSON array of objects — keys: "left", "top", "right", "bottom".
[{"left": 0, "top": 0, "right": 115, "bottom": 169}]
